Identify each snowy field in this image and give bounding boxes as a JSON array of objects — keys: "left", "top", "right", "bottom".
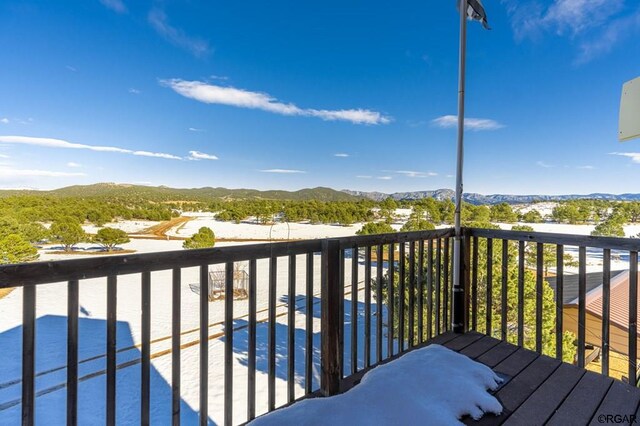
[
  {"left": 171, "top": 214, "right": 367, "bottom": 240},
  {"left": 496, "top": 221, "right": 640, "bottom": 238},
  {"left": 81, "top": 220, "right": 160, "bottom": 235},
  {"left": 0, "top": 247, "right": 390, "bottom": 425},
  {"left": 495, "top": 222, "right": 640, "bottom": 273},
  {"left": 512, "top": 202, "right": 558, "bottom": 217}
]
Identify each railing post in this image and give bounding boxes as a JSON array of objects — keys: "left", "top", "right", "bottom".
[
  {"left": 452, "top": 229, "right": 466, "bottom": 333},
  {"left": 463, "top": 232, "right": 471, "bottom": 332},
  {"left": 321, "top": 239, "right": 341, "bottom": 396}
]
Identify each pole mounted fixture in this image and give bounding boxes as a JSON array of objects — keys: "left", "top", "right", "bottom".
[
  {"left": 452, "top": 0, "right": 490, "bottom": 333},
  {"left": 619, "top": 76, "right": 640, "bottom": 142}
]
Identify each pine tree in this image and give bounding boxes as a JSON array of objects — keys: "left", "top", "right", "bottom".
[
  {"left": 0, "top": 234, "right": 39, "bottom": 264},
  {"left": 94, "top": 227, "right": 130, "bottom": 252},
  {"left": 183, "top": 227, "right": 216, "bottom": 249}
]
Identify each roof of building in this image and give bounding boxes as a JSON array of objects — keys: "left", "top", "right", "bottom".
[
  {"left": 585, "top": 271, "right": 640, "bottom": 333},
  {"left": 546, "top": 270, "right": 626, "bottom": 305}
]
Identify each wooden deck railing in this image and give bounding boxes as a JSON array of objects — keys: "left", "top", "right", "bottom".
[
  {"left": 0, "top": 228, "right": 454, "bottom": 426},
  {"left": 2, "top": 226, "right": 640, "bottom": 425},
  {"left": 466, "top": 228, "right": 640, "bottom": 383}
]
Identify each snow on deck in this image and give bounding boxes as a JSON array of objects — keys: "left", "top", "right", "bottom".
[{"left": 250, "top": 344, "right": 503, "bottom": 426}]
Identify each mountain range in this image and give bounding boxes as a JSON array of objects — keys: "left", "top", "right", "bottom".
[
  {"left": 2, "top": 183, "right": 640, "bottom": 204},
  {"left": 342, "top": 189, "right": 640, "bottom": 204}
]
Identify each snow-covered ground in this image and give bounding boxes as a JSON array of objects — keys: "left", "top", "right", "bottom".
[
  {"left": 0, "top": 248, "right": 389, "bottom": 425},
  {"left": 512, "top": 202, "right": 558, "bottom": 218},
  {"left": 494, "top": 222, "right": 639, "bottom": 273},
  {"left": 81, "top": 220, "right": 160, "bottom": 235},
  {"left": 172, "top": 215, "right": 366, "bottom": 240},
  {"left": 37, "top": 239, "right": 187, "bottom": 262},
  {"left": 250, "top": 345, "right": 502, "bottom": 425},
  {"left": 496, "top": 221, "right": 640, "bottom": 238}
]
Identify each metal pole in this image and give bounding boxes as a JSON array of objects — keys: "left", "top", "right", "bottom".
[{"left": 452, "top": 0, "right": 467, "bottom": 333}]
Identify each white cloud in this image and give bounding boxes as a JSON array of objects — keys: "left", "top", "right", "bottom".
[
  {"left": 446, "top": 174, "right": 455, "bottom": 178},
  {"left": 260, "top": 169, "right": 306, "bottom": 174},
  {"left": 161, "top": 79, "right": 391, "bottom": 125},
  {"left": 0, "top": 154, "right": 9, "bottom": 159},
  {"left": 503, "top": 0, "right": 638, "bottom": 63},
  {"left": 66, "top": 162, "right": 82, "bottom": 168},
  {"left": 334, "top": 153, "right": 350, "bottom": 157},
  {"left": 188, "top": 150, "right": 218, "bottom": 161},
  {"left": 536, "top": 161, "right": 554, "bottom": 168},
  {"left": 0, "top": 135, "right": 183, "bottom": 160},
  {"left": 576, "top": 10, "right": 640, "bottom": 64},
  {"left": 128, "top": 88, "right": 141, "bottom": 94},
  {"left": 99, "top": 0, "right": 127, "bottom": 14},
  {"left": 377, "top": 176, "right": 392, "bottom": 180},
  {"left": 545, "top": 0, "right": 622, "bottom": 36},
  {"left": 65, "top": 65, "right": 77, "bottom": 72},
  {"left": 503, "top": 0, "right": 622, "bottom": 38},
  {"left": 431, "top": 115, "right": 504, "bottom": 131},
  {"left": 148, "top": 8, "right": 210, "bottom": 57},
  {"left": 395, "top": 170, "right": 438, "bottom": 178},
  {"left": 188, "top": 127, "right": 205, "bottom": 132},
  {"left": 577, "top": 165, "right": 595, "bottom": 170},
  {"left": 7, "top": 118, "right": 34, "bottom": 125},
  {"left": 356, "top": 175, "right": 373, "bottom": 179},
  {"left": 0, "top": 167, "right": 86, "bottom": 178},
  {"left": 610, "top": 152, "right": 640, "bottom": 163}
]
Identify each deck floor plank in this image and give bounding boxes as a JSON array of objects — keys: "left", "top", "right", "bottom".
[
  {"left": 339, "top": 331, "right": 640, "bottom": 426},
  {"left": 462, "top": 349, "right": 543, "bottom": 426},
  {"left": 443, "top": 331, "right": 485, "bottom": 352},
  {"left": 495, "top": 355, "right": 561, "bottom": 413},
  {"left": 491, "top": 347, "right": 539, "bottom": 378},
  {"left": 504, "top": 363, "right": 585, "bottom": 426},
  {"left": 475, "top": 341, "right": 519, "bottom": 368},
  {"left": 589, "top": 380, "right": 640, "bottom": 426},
  {"left": 459, "top": 336, "right": 502, "bottom": 360},
  {"left": 546, "top": 371, "right": 614, "bottom": 426},
  {"left": 427, "top": 331, "right": 461, "bottom": 346}
]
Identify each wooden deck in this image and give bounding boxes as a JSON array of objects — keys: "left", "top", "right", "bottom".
[{"left": 421, "top": 331, "right": 640, "bottom": 425}]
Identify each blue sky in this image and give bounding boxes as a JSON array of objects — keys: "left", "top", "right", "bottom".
[{"left": 0, "top": 0, "right": 639, "bottom": 195}]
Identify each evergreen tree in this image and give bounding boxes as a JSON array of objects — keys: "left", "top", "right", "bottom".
[
  {"left": 591, "top": 217, "right": 625, "bottom": 237},
  {"left": 490, "top": 203, "right": 518, "bottom": 223},
  {"left": 400, "top": 209, "right": 435, "bottom": 232},
  {"left": 519, "top": 210, "right": 543, "bottom": 223},
  {"left": 183, "top": 227, "right": 216, "bottom": 249},
  {"left": 356, "top": 222, "right": 394, "bottom": 235},
  {"left": 50, "top": 217, "right": 86, "bottom": 252},
  {"left": 94, "top": 227, "right": 130, "bottom": 251},
  {"left": 0, "top": 234, "right": 39, "bottom": 264}
]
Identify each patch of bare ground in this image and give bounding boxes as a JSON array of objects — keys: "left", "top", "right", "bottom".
[{"left": 0, "top": 288, "right": 13, "bottom": 299}]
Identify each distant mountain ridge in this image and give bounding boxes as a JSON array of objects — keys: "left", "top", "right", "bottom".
[
  {"left": 0, "top": 183, "right": 360, "bottom": 202},
  {"left": 341, "top": 189, "right": 640, "bottom": 204},
  {"left": 1, "top": 183, "right": 639, "bottom": 204}
]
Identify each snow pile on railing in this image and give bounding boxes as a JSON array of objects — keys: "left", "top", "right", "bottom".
[{"left": 251, "top": 344, "right": 503, "bottom": 425}]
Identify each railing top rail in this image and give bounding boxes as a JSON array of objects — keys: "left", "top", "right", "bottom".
[
  {"left": 336, "top": 228, "right": 454, "bottom": 249},
  {"left": 0, "top": 239, "right": 321, "bottom": 288},
  {"left": 467, "top": 227, "right": 640, "bottom": 251},
  {"left": 0, "top": 228, "right": 454, "bottom": 288}
]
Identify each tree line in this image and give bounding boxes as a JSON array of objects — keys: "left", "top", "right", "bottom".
[{"left": 3, "top": 194, "right": 640, "bottom": 266}]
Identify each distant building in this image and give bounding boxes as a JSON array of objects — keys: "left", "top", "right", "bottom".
[{"left": 547, "top": 270, "right": 639, "bottom": 380}]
